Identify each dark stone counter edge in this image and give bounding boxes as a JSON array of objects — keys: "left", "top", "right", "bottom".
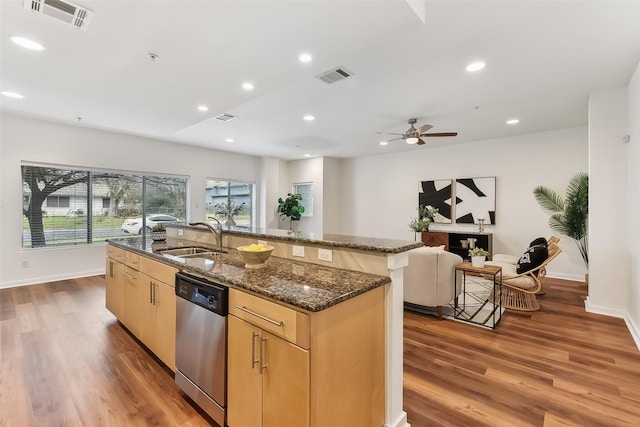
[
  {"left": 107, "top": 239, "right": 392, "bottom": 313},
  {"left": 169, "top": 224, "right": 424, "bottom": 254}
]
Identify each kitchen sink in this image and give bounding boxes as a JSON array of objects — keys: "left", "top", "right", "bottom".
[{"left": 159, "top": 246, "right": 226, "bottom": 259}]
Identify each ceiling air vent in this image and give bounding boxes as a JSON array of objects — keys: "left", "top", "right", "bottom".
[
  {"left": 24, "top": 0, "right": 94, "bottom": 31},
  {"left": 315, "top": 67, "right": 353, "bottom": 84},
  {"left": 215, "top": 113, "right": 237, "bottom": 122}
]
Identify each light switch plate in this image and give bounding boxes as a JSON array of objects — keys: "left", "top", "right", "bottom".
[
  {"left": 292, "top": 245, "right": 305, "bottom": 257},
  {"left": 318, "top": 248, "right": 333, "bottom": 262}
]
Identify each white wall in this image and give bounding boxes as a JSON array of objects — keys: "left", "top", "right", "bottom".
[
  {"left": 322, "top": 157, "right": 342, "bottom": 234},
  {"left": 339, "top": 128, "right": 589, "bottom": 280},
  {"left": 282, "top": 157, "right": 324, "bottom": 233},
  {"left": 0, "top": 113, "right": 261, "bottom": 288},
  {"left": 627, "top": 62, "right": 640, "bottom": 343},
  {"left": 587, "top": 88, "right": 630, "bottom": 316}
]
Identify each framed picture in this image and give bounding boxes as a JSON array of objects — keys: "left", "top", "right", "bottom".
[
  {"left": 418, "top": 179, "right": 453, "bottom": 223},
  {"left": 455, "top": 177, "right": 496, "bottom": 224}
]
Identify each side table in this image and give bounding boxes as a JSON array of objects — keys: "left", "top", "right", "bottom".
[{"left": 454, "top": 262, "right": 503, "bottom": 329}]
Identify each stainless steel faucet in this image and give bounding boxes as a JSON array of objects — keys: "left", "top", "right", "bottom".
[{"left": 189, "top": 218, "right": 223, "bottom": 250}]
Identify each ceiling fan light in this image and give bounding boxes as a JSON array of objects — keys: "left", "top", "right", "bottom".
[{"left": 406, "top": 137, "right": 419, "bottom": 144}]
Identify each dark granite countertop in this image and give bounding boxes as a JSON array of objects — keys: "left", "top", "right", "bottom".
[
  {"left": 107, "top": 237, "right": 392, "bottom": 313},
  {"left": 169, "top": 224, "right": 423, "bottom": 254}
]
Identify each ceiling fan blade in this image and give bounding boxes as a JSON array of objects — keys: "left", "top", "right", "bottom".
[
  {"left": 416, "top": 124, "right": 433, "bottom": 133},
  {"left": 422, "top": 132, "right": 458, "bottom": 137},
  {"left": 386, "top": 137, "right": 404, "bottom": 142},
  {"left": 417, "top": 138, "right": 426, "bottom": 145},
  {"left": 376, "top": 131, "right": 405, "bottom": 136}
]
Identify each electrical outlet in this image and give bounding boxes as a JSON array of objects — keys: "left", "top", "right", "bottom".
[
  {"left": 318, "top": 249, "right": 333, "bottom": 262},
  {"left": 178, "top": 228, "right": 184, "bottom": 236},
  {"left": 292, "top": 245, "right": 305, "bottom": 257},
  {"left": 258, "top": 240, "right": 267, "bottom": 246},
  {"left": 21, "top": 260, "right": 29, "bottom": 268}
]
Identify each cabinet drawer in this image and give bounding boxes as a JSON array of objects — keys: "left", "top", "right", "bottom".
[
  {"left": 107, "top": 245, "right": 124, "bottom": 261},
  {"left": 139, "top": 255, "right": 177, "bottom": 286},
  {"left": 123, "top": 250, "right": 140, "bottom": 270},
  {"left": 229, "top": 289, "right": 309, "bottom": 349}
]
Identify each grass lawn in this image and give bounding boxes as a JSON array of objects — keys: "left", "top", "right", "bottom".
[{"left": 23, "top": 216, "right": 125, "bottom": 230}]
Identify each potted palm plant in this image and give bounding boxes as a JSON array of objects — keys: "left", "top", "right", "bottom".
[{"left": 533, "top": 173, "right": 588, "bottom": 270}]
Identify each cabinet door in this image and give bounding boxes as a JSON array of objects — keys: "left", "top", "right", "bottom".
[
  {"left": 262, "top": 330, "right": 309, "bottom": 427},
  {"left": 153, "top": 281, "right": 176, "bottom": 371},
  {"left": 227, "top": 315, "right": 262, "bottom": 427},
  {"left": 122, "top": 267, "right": 148, "bottom": 338},
  {"left": 105, "top": 258, "right": 124, "bottom": 319},
  {"left": 137, "top": 273, "right": 157, "bottom": 348}
]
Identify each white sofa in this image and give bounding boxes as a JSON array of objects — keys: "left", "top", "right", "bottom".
[{"left": 403, "top": 246, "right": 463, "bottom": 319}]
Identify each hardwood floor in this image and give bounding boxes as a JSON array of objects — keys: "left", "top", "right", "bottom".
[
  {"left": 404, "top": 277, "right": 640, "bottom": 427},
  {"left": 0, "top": 276, "right": 215, "bottom": 427},
  {"left": 2, "top": 275, "right": 639, "bottom": 426}
]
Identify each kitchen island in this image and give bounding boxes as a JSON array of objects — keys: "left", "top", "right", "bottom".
[{"left": 106, "top": 225, "right": 420, "bottom": 427}]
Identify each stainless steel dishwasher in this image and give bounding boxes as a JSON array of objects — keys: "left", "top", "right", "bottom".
[{"left": 175, "top": 272, "right": 228, "bottom": 426}]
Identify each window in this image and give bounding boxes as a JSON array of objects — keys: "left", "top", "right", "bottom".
[
  {"left": 293, "top": 182, "right": 313, "bottom": 217},
  {"left": 46, "top": 195, "right": 70, "bottom": 207},
  {"left": 205, "top": 179, "right": 254, "bottom": 227},
  {"left": 22, "top": 163, "right": 187, "bottom": 248}
]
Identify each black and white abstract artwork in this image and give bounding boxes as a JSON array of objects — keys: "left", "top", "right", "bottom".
[
  {"left": 418, "top": 179, "right": 453, "bottom": 223},
  {"left": 455, "top": 177, "right": 496, "bottom": 224}
]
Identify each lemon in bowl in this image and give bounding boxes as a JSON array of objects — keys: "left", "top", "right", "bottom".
[{"left": 237, "top": 244, "right": 274, "bottom": 269}]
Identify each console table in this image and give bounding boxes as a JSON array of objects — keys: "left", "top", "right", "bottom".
[{"left": 422, "top": 231, "right": 493, "bottom": 261}]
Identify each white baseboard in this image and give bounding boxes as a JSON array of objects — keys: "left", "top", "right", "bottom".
[
  {"left": 0, "top": 269, "right": 104, "bottom": 289},
  {"left": 585, "top": 296, "right": 640, "bottom": 352},
  {"left": 624, "top": 314, "right": 640, "bottom": 352},
  {"left": 385, "top": 411, "right": 410, "bottom": 427},
  {"left": 546, "top": 271, "right": 585, "bottom": 282}
]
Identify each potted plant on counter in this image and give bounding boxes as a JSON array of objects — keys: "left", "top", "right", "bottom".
[
  {"left": 277, "top": 193, "right": 305, "bottom": 230},
  {"left": 469, "top": 247, "right": 490, "bottom": 268},
  {"left": 151, "top": 223, "right": 167, "bottom": 241}
]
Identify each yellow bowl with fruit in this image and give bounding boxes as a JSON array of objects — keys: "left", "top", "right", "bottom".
[{"left": 237, "top": 244, "right": 274, "bottom": 269}]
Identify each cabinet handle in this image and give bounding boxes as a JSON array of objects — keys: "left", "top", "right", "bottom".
[
  {"left": 149, "top": 281, "right": 154, "bottom": 304},
  {"left": 251, "top": 331, "right": 260, "bottom": 369},
  {"left": 236, "top": 306, "right": 283, "bottom": 327},
  {"left": 109, "top": 260, "right": 113, "bottom": 278},
  {"left": 260, "top": 336, "right": 267, "bottom": 374},
  {"left": 124, "top": 272, "right": 136, "bottom": 280}
]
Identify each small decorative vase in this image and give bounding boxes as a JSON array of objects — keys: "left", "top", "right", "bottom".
[
  {"left": 415, "top": 231, "right": 422, "bottom": 242},
  {"left": 226, "top": 216, "right": 236, "bottom": 226},
  {"left": 471, "top": 256, "right": 485, "bottom": 268},
  {"left": 151, "top": 231, "right": 166, "bottom": 241}
]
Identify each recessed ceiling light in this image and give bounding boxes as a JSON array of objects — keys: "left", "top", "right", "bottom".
[
  {"left": 466, "top": 61, "right": 486, "bottom": 72},
  {"left": 1, "top": 91, "right": 24, "bottom": 99},
  {"left": 506, "top": 118, "right": 520, "bottom": 125},
  {"left": 225, "top": 138, "right": 234, "bottom": 143},
  {"left": 299, "top": 53, "right": 312, "bottom": 63},
  {"left": 9, "top": 35, "right": 45, "bottom": 51},
  {"left": 197, "top": 105, "right": 208, "bottom": 112},
  {"left": 304, "top": 154, "right": 311, "bottom": 157},
  {"left": 303, "top": 115, "right": 315, "bottom": 121},
  {"left": 379, "top": 141, "right": 388, "bottom": 146},
  {"left": 241, "top": 82, "right": 254, "bottom": 91}
]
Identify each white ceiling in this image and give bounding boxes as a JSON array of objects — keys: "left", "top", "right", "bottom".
[{"left": 2, "top": 1, "right": 640, "bottom": 159}]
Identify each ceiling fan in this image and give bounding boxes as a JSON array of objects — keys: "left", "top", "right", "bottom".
[{"left": 377, "top": 118, "right": 458, "bottom": 145}]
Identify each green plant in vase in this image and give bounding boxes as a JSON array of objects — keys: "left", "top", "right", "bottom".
[{"left": 277, "top": 193, "right": 305, "bottom": 230}]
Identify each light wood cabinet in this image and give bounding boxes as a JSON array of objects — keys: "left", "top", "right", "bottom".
[
  {"left": 105, "top": 247, "right": 124, "bottom": 319},
  {"left": 227, "top": 286, "right": 384, "bottom": 427},
  {"left": 227, "top": 315, "right": 310, "bottom": 427},
  {"left": 107, "top": 245, "right": 177, "bottom": 371}
]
